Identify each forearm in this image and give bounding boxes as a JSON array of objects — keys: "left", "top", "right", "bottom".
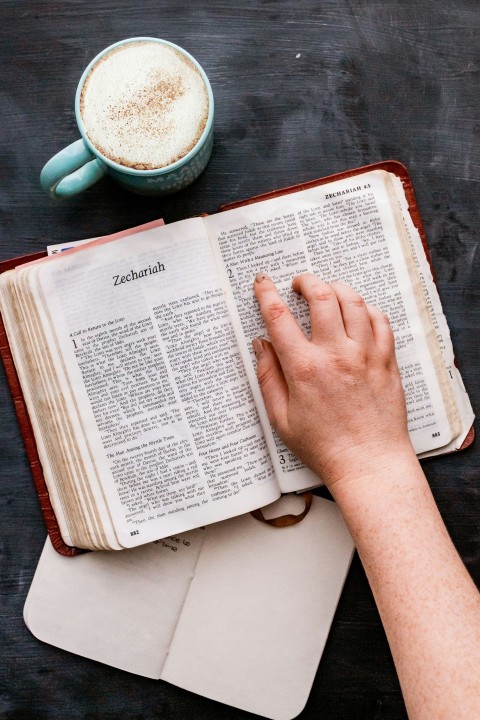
[
  {"left": 252, "top": 273, "right": 480, "bottom": 717},
  {"left": 330, "top": 449, "right": 480, "bottom": 720}
]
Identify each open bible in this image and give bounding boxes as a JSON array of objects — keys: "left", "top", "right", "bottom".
[{"left": 0, "top": 162, "right": 474, "bottom": 552}]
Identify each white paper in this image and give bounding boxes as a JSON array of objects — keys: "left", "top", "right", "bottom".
[
  {"left": 162, "top": 496, "right": 354, "bottom": 719},
  {"left": 24, "top": 527, "right": 207, "bottom": 679}
]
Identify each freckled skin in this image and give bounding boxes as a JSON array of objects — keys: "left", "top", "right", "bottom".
[{"left": 253, "top": 272, "right": 480, "bottom": 720}]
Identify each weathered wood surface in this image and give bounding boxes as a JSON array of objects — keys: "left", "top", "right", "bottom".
[{"left": 0, "top": 2, "right": 478, "bottom": 718}]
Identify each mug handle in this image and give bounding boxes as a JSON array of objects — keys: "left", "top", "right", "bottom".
[{"left": 40, "top": 139, "right": 107, "bottom": 198}]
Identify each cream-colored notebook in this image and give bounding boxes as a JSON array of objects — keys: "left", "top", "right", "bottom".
[{"left": 24, "top": 495, "right": 354, "bottom": 720}]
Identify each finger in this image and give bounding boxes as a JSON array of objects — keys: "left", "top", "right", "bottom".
[
  {"left": 330, "top": 281, "right": 373, "bottom": 343},
  {"left": 254, "top": 273, "right": 307, "bottom": 364},
  {"left": 366, "top": 304, "right": 396, "bottom": 360},
  {"left": 291, "top": 273, "right": 345, "bottom": 344},
  {"left": 252, "top": 337, "right": 288, "bottom": 432}
]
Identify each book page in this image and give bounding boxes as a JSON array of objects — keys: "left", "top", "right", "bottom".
[
  {"left": 18, "top": 218, "right": 279, "bottom": 548},
  {"left": 387, "top": 174, "right": 474, "bottom": 455},
  {"left": 24, "top": 528, "right": 207, "bottom": 679},
  {"left": 206, "top": 169, "right": 456, "bottom": 492},
  {"left": 0, "top": 270, "right": 89, "bottom": 547}
]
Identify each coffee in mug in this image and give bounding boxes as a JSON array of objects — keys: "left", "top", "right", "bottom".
[
  {"left": 40, "top": 38, "right": 214, "bottom": 198},
  {"left": 80, "top": 40, "right": 209, "bottom": 171}
]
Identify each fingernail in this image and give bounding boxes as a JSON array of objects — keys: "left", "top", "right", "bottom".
[
  {"left": 255, "top": 272, "right": 270, "bottom": 284},
  {"left": 252, "top": 338, "right": 266, "bottom": 358}
]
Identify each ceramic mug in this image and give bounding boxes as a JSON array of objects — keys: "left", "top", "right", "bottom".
[{"left": 40, "top": 37, "right": 214, "bottom": 198}]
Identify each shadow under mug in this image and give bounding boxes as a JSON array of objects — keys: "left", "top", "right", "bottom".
[{"left": 40, "top": 37, "right": 214, "bottom": 198}]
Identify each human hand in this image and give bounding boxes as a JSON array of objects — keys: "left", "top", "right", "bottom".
[{"left": 253, "top": 272, "right": 415, "bottom": 492}]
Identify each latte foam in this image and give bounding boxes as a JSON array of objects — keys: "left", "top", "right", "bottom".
[{"left": 80, "top": 41, "right": 209, "bottom": 170}]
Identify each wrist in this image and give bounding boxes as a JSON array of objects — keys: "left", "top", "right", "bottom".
[{"left": 324, "top": 441, "right": 422, "bottom": 510}]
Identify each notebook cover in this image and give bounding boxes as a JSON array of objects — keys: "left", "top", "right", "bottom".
[{"left": 0, "top": 162, "right": 474, "bottom": 556}]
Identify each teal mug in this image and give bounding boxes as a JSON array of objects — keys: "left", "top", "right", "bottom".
[{"left": 40, "top": 37, "right": 214, "bottom": 198}]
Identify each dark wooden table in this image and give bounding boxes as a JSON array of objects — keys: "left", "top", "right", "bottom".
[{"left": 1, "top": 2, "right": 478, "bottom": 718}]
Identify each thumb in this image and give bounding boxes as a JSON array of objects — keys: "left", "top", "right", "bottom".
[{"left": 252, "top": 338, "right": 288, "bottom": 431}]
